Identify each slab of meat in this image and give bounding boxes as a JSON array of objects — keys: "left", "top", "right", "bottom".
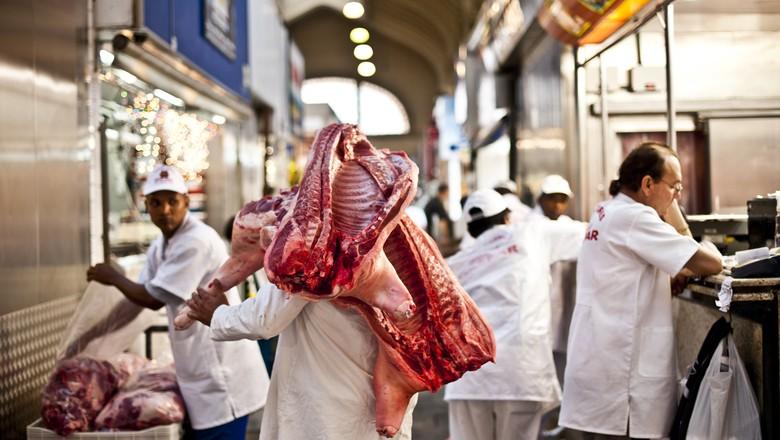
[
  {"left": 173, "top": 187, "right": 297, "bottom": 330},
  {"left": 41, "top": 357, "right": 121, "bottom": 436},
  {"left": 122, "top": 364, "right": 179, "bottom": 393},
  {"left": 94, "top": 389, "right": 185, "bottom": 430},
  {"left": 109, "top": 353, "right": 150, "bottom": 387},
  {"left": 266, "top": 124, "right": 495, "bottom": 436},
  {"left": 175, "top": 124, "right": 495, "bottom": 437},
  {"left": 265, "top": 124, "right": 419, "bottom": 320}
]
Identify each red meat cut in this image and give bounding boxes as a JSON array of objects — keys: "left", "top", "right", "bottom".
[
  {"left": 175, "top": 124, "right": 496, "bottom": 437},
  {"left": 41, "top": 357, "right": 121, "bottom": 436}
]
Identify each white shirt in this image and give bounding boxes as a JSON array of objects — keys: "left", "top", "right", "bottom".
[
  {"left": 444, "top": 215, "right": 585, "bottom": 405},
  {"left": 559, "top": 193, "right": 699, "bottom": 438},
  {"left": 210, "top": 282, "right": 417, "bottom": 440},
  {"left": 140, "top": 214, "right": 269, "bottom": 430}
]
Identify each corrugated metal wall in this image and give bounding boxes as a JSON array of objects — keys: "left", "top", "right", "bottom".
[{"left": 0, "top": 1, "right": 90, "bottom": 437}]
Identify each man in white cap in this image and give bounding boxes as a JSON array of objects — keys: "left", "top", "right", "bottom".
[
  {"left": 493, "top": 180, "right": 532, "bottom": 224},
  {"left": 534, "top": 174, "right": 574, "bottom": 221},
  {"left": 444, "top": 189, "right": 586, "bottom": 440},
  {"left": 83, "top": 164, "right": 268, "bottom": 438}
]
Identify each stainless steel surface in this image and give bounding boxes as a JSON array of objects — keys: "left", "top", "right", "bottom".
[
  {"left": 0, "top": 0, "right": 91, "bottom": 316},
  {"left": 599, "top": 56, "right": 609, "bottom": 195},
  {"left": 664, "top": 2, "right": 676, "bottom": 150},
  {"left": 708, "top": 117, "right": 780, "bottom": 213},
  {"left": 0, "top": 295, "right": 80, "bottom": 439}
]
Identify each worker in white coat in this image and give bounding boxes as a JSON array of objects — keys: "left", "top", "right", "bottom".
[
  {"left": 445, "top": 189, "right": 586, "bottom": 440},
  {"left": 559, "top": 142, "right": 722, "bottom": 438},
  {"left": 185, "top": 279, "right": 418, "bottom": 440},
  {"left": 84, "top": 164, "right": 269, "bottom": 438}
]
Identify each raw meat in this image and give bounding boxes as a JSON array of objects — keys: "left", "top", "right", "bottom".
[
  {"left": 109, "top": 353, "right": 149, "bottom": 386},
  {"left": 173, "top": 187, "right": 298, "bottom": 330},
  {"left": 175, "top": 123, "right": 496, "bottom": 437},
  {"left": 123, "top": 365, "right": 179, "bottom": 393},
  {"left": 94, "top": 389, "right": 185, "bottom": 430},
  {"left": 41, "top": 357, "right": 121, "bottom": 436},
  {"left": 265, "top": 124, "right": 419, "bottom": 320}
]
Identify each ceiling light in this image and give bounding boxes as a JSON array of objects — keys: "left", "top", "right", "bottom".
[
  {"left": 342, "top": 2, "right": 364, "bottom": 19},
  {"left": 353, "top": 44, "right": 373, "bottom": 60},
  {"left": 153, "top": 88, "right": 185, "bottom": 107},
  {"left": 357, "top": 61, "right": 376, "bottom": 77},
  {"left": 350, "top": 27, "right": 370, "bottom": 44},
  {"left": 113, "top": 68, "right": 137, "bottom": 84},
  {"left": 211, "top": 114, "right": 226, "bottom": 125},
  {"left": 99, "top": 49, "right": 115, "bottom": 66}
]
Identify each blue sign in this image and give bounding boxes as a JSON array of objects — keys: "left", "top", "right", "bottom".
[{"left": 144, "top": 0, "right": 249, "bottom": 101}]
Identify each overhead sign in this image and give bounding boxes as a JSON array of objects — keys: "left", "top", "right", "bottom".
[
  {"left": 537, "top": 0, "right": 653, "bottom": 46},
  {"left": 204, "top": 0, "right": 237, "bottom": 60}
]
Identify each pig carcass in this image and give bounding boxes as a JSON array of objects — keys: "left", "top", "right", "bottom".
[{"left": 176, "top": 123, "right": 496, "bottom": 437}]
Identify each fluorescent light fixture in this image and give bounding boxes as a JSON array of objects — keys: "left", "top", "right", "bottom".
[
  {"left": 357, "top": 61, "right": 376, "bottom": 77},
  {"left": 99, "top": 49, "right": 115, "bottom": 66},
  {"left": 343, "top": 2, "right": 364, "bottom": 19},
  {"left": 153, "top": 88, "right": 185, "bottom": 107},
  {"left": 113, "top": 68, "right": 137, "bottom": 84},
  {"left": 350, "top": 27, "right": 370, "bottom": 44},
  {"left": 105, "top": 128, "right": 119, "bottom": 140},
  {"left": 211, "top": 114, "right": 226, "bottom": 125},
  {"left": 353, "top": 44, "right": 373, "bottom": 60}
]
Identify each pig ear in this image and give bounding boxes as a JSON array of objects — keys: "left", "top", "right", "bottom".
[{"left": 260, "top": 226, "right": 276, "bottom": 249}]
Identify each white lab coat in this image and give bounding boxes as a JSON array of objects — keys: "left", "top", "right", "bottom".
[
  {"left": 559, "top": 193, "right": 700, "bottom": 438},
  {"left": 141, "top": 214, "right": 268, "bottom": 429},
  {"left": 444, "top": 215, "right": 585, "bottom": 405},
  {"left": 210, "top": 282, "right": 417, "bottom": 440}
]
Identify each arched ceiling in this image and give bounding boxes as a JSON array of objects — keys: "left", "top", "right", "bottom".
[{"left": 280, "top": 0, "right": 482, "bottom": 152}]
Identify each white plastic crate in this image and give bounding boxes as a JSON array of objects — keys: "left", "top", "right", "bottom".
[{"left": 27, "top": 419, "right": 181, "bottom": 439}]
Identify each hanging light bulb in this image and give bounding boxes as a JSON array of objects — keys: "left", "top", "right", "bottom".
[
  {"left": 353, "top": 44, "right": 373, "bottom": 60},
  {"left": 342, "top": 2, "right": 364, "bottom": 19},
  {"left": 350, "top": 27, "right": 370, "bottom": 44},
  {"left": 357, "top": 61, "right": 376, "bottom": 77}
]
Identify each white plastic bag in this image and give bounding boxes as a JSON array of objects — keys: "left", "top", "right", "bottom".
[
  {"left": 57, "top": 281, "right": 158, "bottom": 360},
  {"left": 687, "top": 334, "right": 762, "bottom": 440}
]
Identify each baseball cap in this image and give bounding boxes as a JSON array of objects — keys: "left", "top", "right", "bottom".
[
  {"left": 142, "top": 164, "right": 188, "bottom": 196},
  {"left": 540, "top": 174, "right": 573, "bottom": 196},
  {"left": 463, "top": 189, "right": 508, "bottom": 223},
  {"left": 493, "top": 180, "right": 518, "bottom": 193}
]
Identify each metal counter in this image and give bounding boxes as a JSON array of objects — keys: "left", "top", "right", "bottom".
[{"left": 676, "top": 274, "right": 780, "bottom": 439}]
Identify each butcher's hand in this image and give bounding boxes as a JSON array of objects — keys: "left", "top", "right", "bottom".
[
  {"left": 183, "top": 285, "right": 228, "bottom": 327},
  {"left": 86, "top": 262, "right": 122, "bottom": 287}
]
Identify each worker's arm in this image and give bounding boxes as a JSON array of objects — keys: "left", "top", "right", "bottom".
[
  {"left": 682, "top": 247, "right": 723, "bottom": 276},
  {"left": 208, "top": 282, "right": 308, "bottom": 341},
  {"left": 87, "top": 263, "right": 164, "bottom": 310}
]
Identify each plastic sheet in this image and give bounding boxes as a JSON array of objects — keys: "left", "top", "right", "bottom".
[{"left": 57, "top": 282, "right": 158, "bottom": 361}]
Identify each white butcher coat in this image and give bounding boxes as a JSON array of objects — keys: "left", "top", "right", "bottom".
[
  {"left": 141, "top": 213, "right": 268, "bottom": 429},
  {"left": 559, "top": 193, "right": 700, "bottom": 438},
  {"left": 210, "top": 282, "right": 418, "bottom": 440},
  {"left": 444, "top": 215, "right": 585, "bottom": 405}
]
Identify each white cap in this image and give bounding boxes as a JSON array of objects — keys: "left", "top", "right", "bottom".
[
  {"left": 142, "top": 164, "right": 188, "bottom": 195},
  {"left": 463, "top": 189, "right": 508, "bottom": 223},
  {"left": 493, "top": 180, "right": 517, "bottom": 193},
  {"left": 540, "top": 174, "right": 573, "bottom": 196}
]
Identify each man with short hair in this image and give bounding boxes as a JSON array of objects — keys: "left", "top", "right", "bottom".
[{"left": 84, "top": 164, "right": 268, "bottom": 438}]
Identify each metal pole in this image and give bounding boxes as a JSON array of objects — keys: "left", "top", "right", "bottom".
[
  {"left": 599, "top": 55, "right": 609, "bottom": 198},
  {"left": 99, "top": 118, "right": 111, "bottom": 262},
  {"left": 664, "top": 2, "right": 676, "bottom": 150},
  {"left": 508, "top": 70, "right": 518, "bottom": 183}
]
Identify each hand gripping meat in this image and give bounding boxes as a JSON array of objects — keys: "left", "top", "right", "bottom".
[
  {"left": 264, "top": 124, "right": 496, "bottom": 437},
  {"left": 173, "top": 188, "right": 297, "bottom": 330}
]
